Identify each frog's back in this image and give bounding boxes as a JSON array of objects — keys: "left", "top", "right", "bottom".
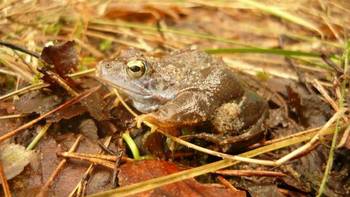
[
  {"left": 157, "top": 49, "right": 246, "bottom": 119},
  {"left": 160, "top": 49, "right": 244, "bottom": 98}
]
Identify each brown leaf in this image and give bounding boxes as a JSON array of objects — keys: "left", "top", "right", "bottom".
[
  {"left": 86, "top": 169, "right": 114, "bottom": 195},
  {"left": 47, "top": 103, "right": 86, "bottom": 123},
  {"left": 79, "top": 119, "right": 98, "bottom": 140},
  {"left": 41, "top": 41, "right": 79, "bottom": 77},
  {"left": 40, "top": 41, "right": 79, "bottom": 90},
  {"left": 14, "top": 90, "right": 62, "bottom": 115},
  {"left": 118, "top": 160, "right": 246, "bottom": 197},
  {"left": 247, "top": 185, "right": 285, "bottom": 197},
  {"left": 0, "top": 143, "right": 34, "bottom": 180},
  {"left": 0, "top": 102, "right": 22, "bottom": 137},
  {"left": 46, "top": 88, "right": 111, "bottom": 123},
  {"left": 104, "top": 2, "right": 188, "bottom": 23},
  {"left": 81, "top": 90, "right": 111, "bottom": 121}
]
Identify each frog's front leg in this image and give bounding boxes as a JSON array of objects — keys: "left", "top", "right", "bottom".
[{"left": 136, "top": 91, "right": 211, "bottom": 130}]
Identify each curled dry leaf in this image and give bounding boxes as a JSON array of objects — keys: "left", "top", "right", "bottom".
[
  {"left": 118, "top": 160, "right": 246, "bottom": 197},
  {"left": 0, "top": 143, "right": 34, "bottom": 180},
  {"left": 41, "top": 41, "right": 79, "bottom": 77},
  {"left": 40, "top": 41, "right": 79, "bottom": 89}
]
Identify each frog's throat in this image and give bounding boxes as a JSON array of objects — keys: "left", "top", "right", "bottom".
[{"left": 96, "top": 76, "right": 153, "bottom": 97}]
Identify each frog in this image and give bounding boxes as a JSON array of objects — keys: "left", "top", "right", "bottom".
[{"left": 96, "top": 48, "right": 268, "bottom": 152}]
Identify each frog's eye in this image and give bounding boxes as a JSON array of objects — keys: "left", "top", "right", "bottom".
[
  {"left": 104, "top": 63, "right": 112, "bottom": 69},
  {"left": 126, "top": 60, "right": 146, "bottom": 78}
]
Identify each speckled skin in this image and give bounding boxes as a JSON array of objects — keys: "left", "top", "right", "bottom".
[{"left": 97, "top": 49, "right": 267, "bottom": 139}]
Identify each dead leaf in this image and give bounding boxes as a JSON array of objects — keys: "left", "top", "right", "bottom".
[
  {"left": 0, "top": 102, "right": 22, "bottom": 136},
  {"left": 41, "top": 41, "right": 79, "bottom": 77},
  {"left": 14, "top": 90, "right": 62, "bottom": 115},
  {"left": 0, "top": 143, "right": 34, "bottom": 180},
  {"left": 81, "top": 90, "right": 111, "bottom": 121},
  {"left": 86, "top": 169, "right": 114, "bottom": 195},
  {"left": 47, "top": 103, "right": 86, "bottom": 123},
  {"left": 247, "top": 185, "right": 285, "bottom": 197},
  {"left": 40, "top": 41, "right": 79, "bottom": 90},
  {"left": 118, "top": 160, "right": 246, "bottom": 197},
  {"left": 103, "top": 2, "right": 188, "bottom": 23},
  {"left": 79, "top": 119, "right": 98, "bottom": 140}
]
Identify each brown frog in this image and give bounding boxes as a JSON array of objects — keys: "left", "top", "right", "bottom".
[{"left": 96, "top": 48, "right": 268, "bottom": 151}]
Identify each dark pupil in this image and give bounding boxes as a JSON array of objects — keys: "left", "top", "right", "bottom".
[{"left": 129, "top": 65, "right": 141, "bottom": 72}]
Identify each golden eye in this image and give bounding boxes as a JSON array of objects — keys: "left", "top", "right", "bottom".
[
  {"left": 126, "top": 60, "right": 146, "bottom": 78},
  {"left": 104, "top": 63, "right": 112, "bottom": 69}
]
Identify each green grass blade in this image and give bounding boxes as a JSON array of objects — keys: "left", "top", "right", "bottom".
[
  {"left": 91, "top": 19, "right": 251, "bottom": 46},
  {"left": 205, "top": 47, "right": 321, "bottom": 57}
]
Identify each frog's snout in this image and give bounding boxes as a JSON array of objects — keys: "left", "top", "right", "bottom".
[
  {"left": 95, "top": 62, "right": 103, "bottom": 77},
  {"left": 95, "top": 61, "right": 110, "bottom": 78}
]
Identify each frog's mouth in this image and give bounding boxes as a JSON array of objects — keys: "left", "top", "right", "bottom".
[
  {"left": 96, "top": 75, "right": 151, "bottom": 97},
  {"left": 96, "top": 74, "right": 173, "bottom": 107},
  {"left": 95, "top": 64, "right": 150, "bottom": 96}
]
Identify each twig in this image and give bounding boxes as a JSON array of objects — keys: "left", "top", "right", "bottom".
[
  {"left": 112, "top": 150, "right": 124, "bottom": 187},
  {"left": 38, "top": 135, "right": 83, "bottom": 196},
  {"left": 0, "top": 40, "right": 40, "bottom": 58},
  {"left": 0, "top": 68, "right": 95, "bottom": 102},
  {"left": 0, "top": 68, "right": 17, "bottom": 76},
  {"left": 26, "top": 122, "right": 52, "bottom": 150},
  {"left": 159, "top": 129, "right": 275, "bottom": 166},
  {"left": 217, "top": 176, "right": 239, "bottom": 192},
  {"left": 320, "top": 53, "right": 343, "bottom": 74},
  {"left": 0, "top": 114, "right": 27, "bottom": 120},
  {"left": 68, "top": 68, "right": 96, "bottom": 78},
  {"left": 89, "top": 121, "right": 343, "bottom": 197},
  {"left": 68, "top": 137, "right": 112, "bottom": 197},
  {"left": 215, "top": 169, "right": 286, "bottom": 177},
  {"left": 312, "top": 79, "right": 339, "bottom": 112},
  {"left": 0, "top": 53, "right": 34, "bottom": 81},
  {"left": 59, "top": 152, "right": 131, "bottom": 163},
  {"left": 275, "top": 109, "right": 345, "bottom": 165},
  {"left": 0, "top": 83, "right": 49, "bottom": 101},
  {"left": 0, "top": 161, "right": 11, "bottom": 197},
  {"left": 338, "top": 124, "right": 350, "bottom": 148},
  {"left": 0, "top": 87, "right": 98, "bottom": 143},
  {"left": 58, "top": 152, "right": 115, "bottom": 169},
  {"left": 44, "top": 70, "right": 78, "bottom": 96},
  {"left": 249, "top": 126, "right": 321, "bottom": 148},
  {"left": 317, "top": 119, "right": 341, "bottom": 197}
]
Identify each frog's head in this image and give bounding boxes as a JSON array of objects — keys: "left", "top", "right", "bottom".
[{"left": 96, "top": 49, "right": 176, "bottom": 113}]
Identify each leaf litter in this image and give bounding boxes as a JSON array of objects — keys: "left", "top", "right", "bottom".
[{"left": 0, "top": 0, "right": 349, "bottom": 197}]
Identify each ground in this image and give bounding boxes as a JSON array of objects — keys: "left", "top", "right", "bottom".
[{"left": 0, "top": 1, "right": 349, "bottom": 197}]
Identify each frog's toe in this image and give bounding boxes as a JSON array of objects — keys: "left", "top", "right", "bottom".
[
  {"left": 135, "top": 114, "right": 147, "bottom": 128},
  {"left": 135, "top": 114, "right": 158, "bottom": 132},
  {"left": 148, "top": 124, "right": 158, "bottom": 133}
]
